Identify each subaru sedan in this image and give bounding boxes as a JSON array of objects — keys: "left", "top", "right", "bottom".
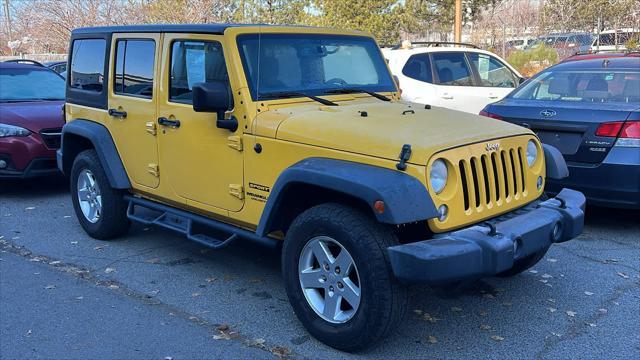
[{"left": 481, "top": 57, "right": 639, "bottom": 208}]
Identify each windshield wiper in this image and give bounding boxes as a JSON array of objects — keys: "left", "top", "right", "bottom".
[
  {"left": 324, "top": 88, "right": 391, "bottom": 102},
  {"left": 259, "top": 91, "right": 338, "bottom": 106}
]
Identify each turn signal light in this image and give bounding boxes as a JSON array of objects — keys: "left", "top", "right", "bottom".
[{"left": 373, "top": 200, "right": 385, "bottom": 214}]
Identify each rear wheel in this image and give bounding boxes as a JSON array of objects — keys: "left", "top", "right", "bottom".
[
  {"left": 70, "top": 149, "right": 130, "bottom": 240},
  {"left": 282, "top": 203, "right": 407, "bottom": 352}
]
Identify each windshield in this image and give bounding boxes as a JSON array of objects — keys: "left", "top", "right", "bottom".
[
  {"left": 237, "top": 34, "right": 396, "bottom": 100},
  {"left": 511, "top": 69, "right": 640, "bottom": 104},
  {"left": 0, "top": 68, "right": 65, "bottom": 102}
]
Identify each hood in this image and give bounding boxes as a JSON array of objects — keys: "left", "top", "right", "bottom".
[
  {"left": 256, "top": 99, "right": 532, "bottom": 165},
  {"left": 0, "top": 101, "right": 65, "bottom": 132}
]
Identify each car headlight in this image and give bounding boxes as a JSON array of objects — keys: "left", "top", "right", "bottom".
[
  {"left": 526, "top": 140, "right": 538, "bottom": 167},
  {"left": 429, "top": 159, "right": 448, "bottom": 194},
  {"left": 0, "top": 123, "right": 31, "bottom": 138}
]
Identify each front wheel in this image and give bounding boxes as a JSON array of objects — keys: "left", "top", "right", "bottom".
[
  {"left": 70, "top": 149, "right": 130, "bottom": 240},
  {"left": 282, "top": 203, "right": 407, "bottom": 352}
]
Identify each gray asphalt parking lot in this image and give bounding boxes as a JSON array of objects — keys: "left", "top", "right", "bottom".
[{"left": 1, "top": 176, "right": 639, "bottom": 359}]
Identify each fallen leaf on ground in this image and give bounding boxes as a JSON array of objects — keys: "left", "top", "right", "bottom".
[
  {"left": 248, "top": 338, "right": 266, "bottom": 347},
  {"left": 546, "top": 258, "right": 558, "bottom": 263},
  {"left": 76, "top": 296, "right": 83, "bottom": 300},
  {"left": 566, "top": 311, "right": 577, "bottom": 317},
  {"left": 548, "top": 307, "right": 557, "bottom": 313},
  {"left": 270, "top": 346, "right": 291, "bottom": 358},
  {"left": 188, "top": 316, "right": 198, "bottom": 321},
  {"left": 423, "top": 313, "right": 441, "bottom": 323},
  {"left": 426, "top": 335, "right": 438, "bottom": 344},
  {"left": 104, "top": 267, "right": 116, "bottom": 274},
  {"left": 25, "top": 207, "right": 36, "bottom": 210},
  {"left": 450, "top": 306, "right": 463, "bottom": 312},
  {"left": 216, "top": 324, "right": 229, "bottom": 331},
  {"left": 598, "top": 308, "right": 608, "bottom": 314},
  {"left": 584, "top": 291, "right": 594, "bottom": 296},
  {"left": 413, "top": 309, "right": 423, "bottom": 315},
  {"left": 49, "top": 260, "right": 61, "bottom": 265},
  {"left": 547, "top": 298, "right": 556, "bottom": 303},
  {"left": 482, "top": 293, "right": 495, "bottom": 299},
  {"left": 479, "top": 310, "right": 488, "bottom": 316},
  {"left": 541, "top": 274, "right": 553, "bottom": 279},
  {"left": 491, "top": 335, "right": 504, "bottom": 341},
  {"left": 192, "top": 292, "right": 201, "bottom": 297},
  {"left": 108, "top": 284, "right": 119, "bottom": 289},
  {"left": 586, "top": 322, "right": 597, "bottom": 327},
  {"left": 539, "top": 279, "right": 548, "bottom": 284},
  {"left": 45, "top": 285, "right": 56, "bottom": 289},
  {"left": 206, "top": 277, "right": 217, "bottom": 283},
  {"left": 616, "top": 272, "right": 630, "bottom": 279},
  {"left": 63, "top": 215, "right": 72, "bottom": 218},
  {"left": 26, "top": 329, "right": 32, "bottom": 336},
  {"left": 213, "top": 333, "right": 231, "bottom": 340},
  {"left": 146, "top": 258, "right": 161, "bottom": 264},
  {"left": 480, "top": 324, "right": 491, "bottom": 330},
  {"left": 94, "top": 245, "right": 107, "bottom": 251},
  {"left": 70, "top": 241, "right": 78, "bottom": 244}
]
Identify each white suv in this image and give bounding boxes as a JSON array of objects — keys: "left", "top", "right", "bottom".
[{"left": 383, "top": 42, "right": 524, "bottom": 114}]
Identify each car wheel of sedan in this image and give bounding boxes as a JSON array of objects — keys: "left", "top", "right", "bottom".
[
  {"left": 70, "top": 149, "right": 130, "bottom": 240},
  {"left": 282, "top": 203, "right": 408, "bottom": 352}
]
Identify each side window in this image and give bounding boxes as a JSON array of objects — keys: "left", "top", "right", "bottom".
[
  {"left": 113, "top": 39, "right": 155, "bottom": 98},
  {"left": 402, "top": 54, "right": 433, "bottom": 83},
  {"left": 469, "top": 53, "right": 517, "bottom": 88},
  {"left": 70, "top": 39, "right": 106, "bottom": 92},
  {"left": 431, "top": 52, "right": 473, "bottom": 86},
  {"left": 169, "top": 40, "right": 228, "bottom": 103}
]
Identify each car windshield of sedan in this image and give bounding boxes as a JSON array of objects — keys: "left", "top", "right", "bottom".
[
  {"left": 237, "top": 33, "right": 396, "bottom": 100},
  {"left": 511, "top": 69, "right": 640, "bottom": 104},
  {"left": 0, "top": 68, "right": 65, "bottom": 102}
]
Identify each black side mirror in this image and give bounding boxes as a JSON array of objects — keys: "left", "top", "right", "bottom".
[{"left": 192, "top": 81, "right": 237, "bottom": 132}]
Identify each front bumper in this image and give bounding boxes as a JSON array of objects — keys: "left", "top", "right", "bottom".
[{"left": 388, "top": 188, "right": 585, "bottom": 285}]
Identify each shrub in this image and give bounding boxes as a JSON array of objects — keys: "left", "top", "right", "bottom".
[{"left": 507, "top": 44, "right": 559, "bottom": 77}]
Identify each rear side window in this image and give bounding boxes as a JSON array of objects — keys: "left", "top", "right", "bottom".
[
  {"left": 468, "top": 53, "right": 517, "bottom": 88},
  {"left": 432, "top": 52, "right": 473, "bottom": 86},
  {"left": 169, "top": 40, "right": 228, "bottom": 104},
  {"left": 70, "top": 39, "right": 106, "bottom": 92},
  {"left": 402, "top": 54, "right": 433, "bottom": 83},
  {"left": 114, "top": 39, "right": 156, "bottom": 98}
]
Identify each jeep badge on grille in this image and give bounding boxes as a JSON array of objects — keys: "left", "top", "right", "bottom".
[{"left": 485, "top": 142, "right": 500, "bottom": 151}]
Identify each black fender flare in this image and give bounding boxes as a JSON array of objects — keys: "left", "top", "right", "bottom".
[
  {"left": 543, "top": 144, "right": 569, "bottom": 180},
  {"left": 57, "top": 119, "right": 131, "bottom": 189},
  {"left": 255, "top": 158, "right": 439, "bottom": 237}
]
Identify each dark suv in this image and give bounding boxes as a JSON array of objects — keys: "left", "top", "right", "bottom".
[{"left": 0, "top": 62, "right": 65, "bottom": 178}]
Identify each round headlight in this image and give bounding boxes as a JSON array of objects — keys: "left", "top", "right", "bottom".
[
  {"left": 429, "top": 159, "right": 448, "bottom": 194},
  {"left": 526, "top": 140, "right": 538, "bottom": 167}
]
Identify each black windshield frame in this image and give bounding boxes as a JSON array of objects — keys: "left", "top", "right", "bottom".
[{"left": 236, "top": 33, "right": 396, "bottom": 101}]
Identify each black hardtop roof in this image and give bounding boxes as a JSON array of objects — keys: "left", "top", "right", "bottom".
[{"left": 71, "top": 23, "right": 310, "bottom": 35}]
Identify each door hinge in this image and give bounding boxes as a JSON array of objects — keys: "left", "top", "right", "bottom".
[
  {"left": 147, "top": 163, "right": 159, "bottom": 177},
  {"left": 145, "top": 121, "right": 157, "bottom": 136},
  {"left": 227, "top": 135, "right": 243, "bottom": 151},
  {"left": 229, "top": 184, "right": 244, "bottom": 200}
]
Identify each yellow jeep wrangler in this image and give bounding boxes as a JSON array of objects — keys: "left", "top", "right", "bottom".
[{"left": 58, "top": 24, "right": 585, "bottom": 351}]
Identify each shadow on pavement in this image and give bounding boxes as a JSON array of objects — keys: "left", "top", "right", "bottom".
[
  {"left": 0, "top": 175, "right": 69, "bottom": 198},
  {"left": 584, "top": 204, "right": 640, "bottom": 228}
]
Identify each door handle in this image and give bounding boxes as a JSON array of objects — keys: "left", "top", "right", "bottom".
[
  {"left": 488, "top": 94, "right": 499, "bottom": 99},
  {"left": 108, "top": 108, "right": 127, "bottom": 118},
  {"left": 158, "top": 117, "right": 181, "bottom": 128},
  {"left": 441, "top": 94, "right": 454, "bottom": 99}
]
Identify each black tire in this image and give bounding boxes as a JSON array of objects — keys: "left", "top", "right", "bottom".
[
  {"left": 497, "top": 246, "right": 549, "bottom": 277},
  {"left": 282, "top": 203, "right": 408, "bottom": 352},
  {"left": 70, "top": 149, "right": 130, "bottom": 240}
]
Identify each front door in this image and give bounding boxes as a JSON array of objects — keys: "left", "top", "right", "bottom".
[
  {"left": 157, "top": 34, "right": 244, "bottom": 212},
  {"left": 107, "top": 33, "right": 160, "bottom": 189},
  {"left": 430, "top": 52, "right": 487, "bottom": 114}
]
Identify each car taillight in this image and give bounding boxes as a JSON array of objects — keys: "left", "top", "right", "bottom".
[
  {"left": 597, "top": 121, "right": 640, "bottom": 147},
  {"left": 479, "top": 110, "right": 503, "bottom": 120},
  {"left": 595, "top": 121, "right": 624, "bottom": 137},
  {"left": 620, "top": 121, "right": 640, "bottom": 138}
]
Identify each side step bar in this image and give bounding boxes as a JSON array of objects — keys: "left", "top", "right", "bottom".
[{"left": 124, "top": 195, "right": 279, "bottom": 250}]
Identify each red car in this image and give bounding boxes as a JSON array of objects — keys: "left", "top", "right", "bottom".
[
  {"left": 0, "top": 62, "right": 65, "bottom": 178},
  {"left": 562, "top": 51, "right": 639, "bottom": 62}
]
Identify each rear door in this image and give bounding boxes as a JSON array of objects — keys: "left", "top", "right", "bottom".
[
  {"left": 491, "top": 69, "right": 640, "bottom": 163},
  {"left": 108, "top": 34, "right": 161, "bottom": 189}
]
